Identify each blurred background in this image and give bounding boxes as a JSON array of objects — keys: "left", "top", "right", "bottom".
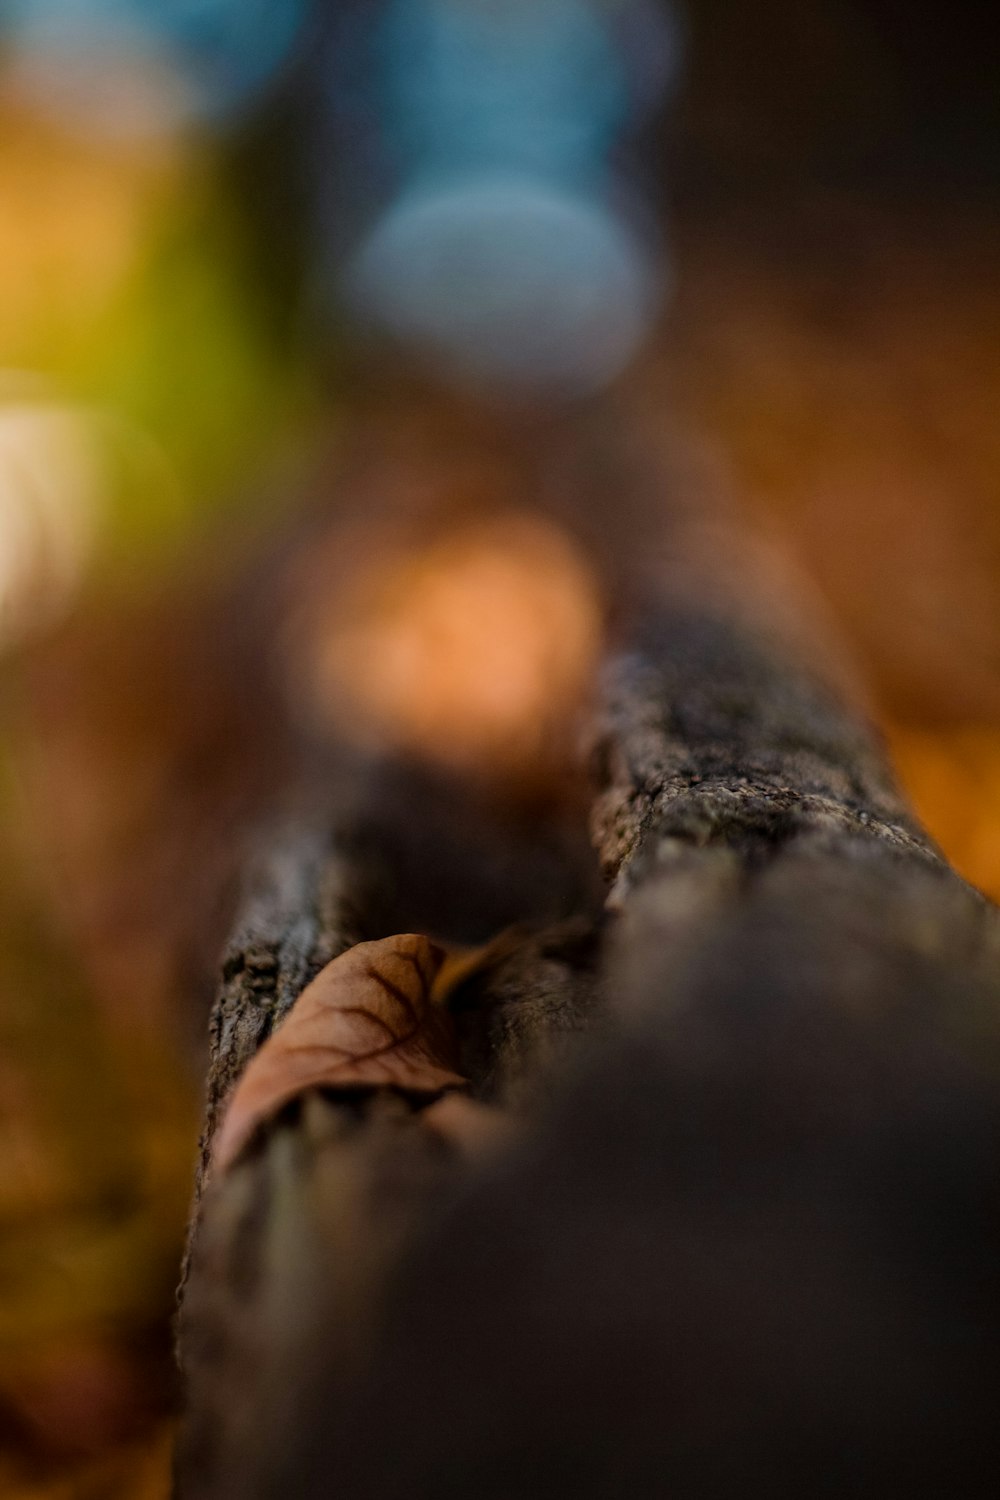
[{"left": 0, "top": 2, "right": 998, "bottom": 1493}]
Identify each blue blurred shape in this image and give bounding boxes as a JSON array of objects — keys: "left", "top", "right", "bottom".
[
  {"left": 0, "top": 0, "right": 309, "bottom": 130},
  {"left": 375, "top": 0, "right": 629, "bottom": 191},
  {"left": 338, "top": 0, "right": 679, "bottom": 399},
  {"left": 347, "top": 175, "right": 660, "bottom": 399}
]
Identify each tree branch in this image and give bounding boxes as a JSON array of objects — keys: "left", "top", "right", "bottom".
[{"left": 176, "top": 436, "right": 1000, "bottom": 1497}]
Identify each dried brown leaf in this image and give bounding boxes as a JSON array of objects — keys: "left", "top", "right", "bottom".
[{"left": 213, "top": 935, "right": 466, "bottom": 1172}]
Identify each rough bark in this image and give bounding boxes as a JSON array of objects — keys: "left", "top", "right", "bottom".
[{"left": 176, "top": 433, "right": 1000, "bottom": 1497}]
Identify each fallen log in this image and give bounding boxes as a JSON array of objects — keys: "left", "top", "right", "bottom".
[{"left": 177, "top": 413, "right": 1000, "bottom": 1497}]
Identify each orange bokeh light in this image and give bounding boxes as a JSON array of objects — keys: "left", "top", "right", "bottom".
[{"left": 300, "top": 512, "right": 602, "bottom": 776}]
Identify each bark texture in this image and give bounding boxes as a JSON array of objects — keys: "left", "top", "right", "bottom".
[{"left": 177, "top": 438, "right": 1000, "bottom": 1497}]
